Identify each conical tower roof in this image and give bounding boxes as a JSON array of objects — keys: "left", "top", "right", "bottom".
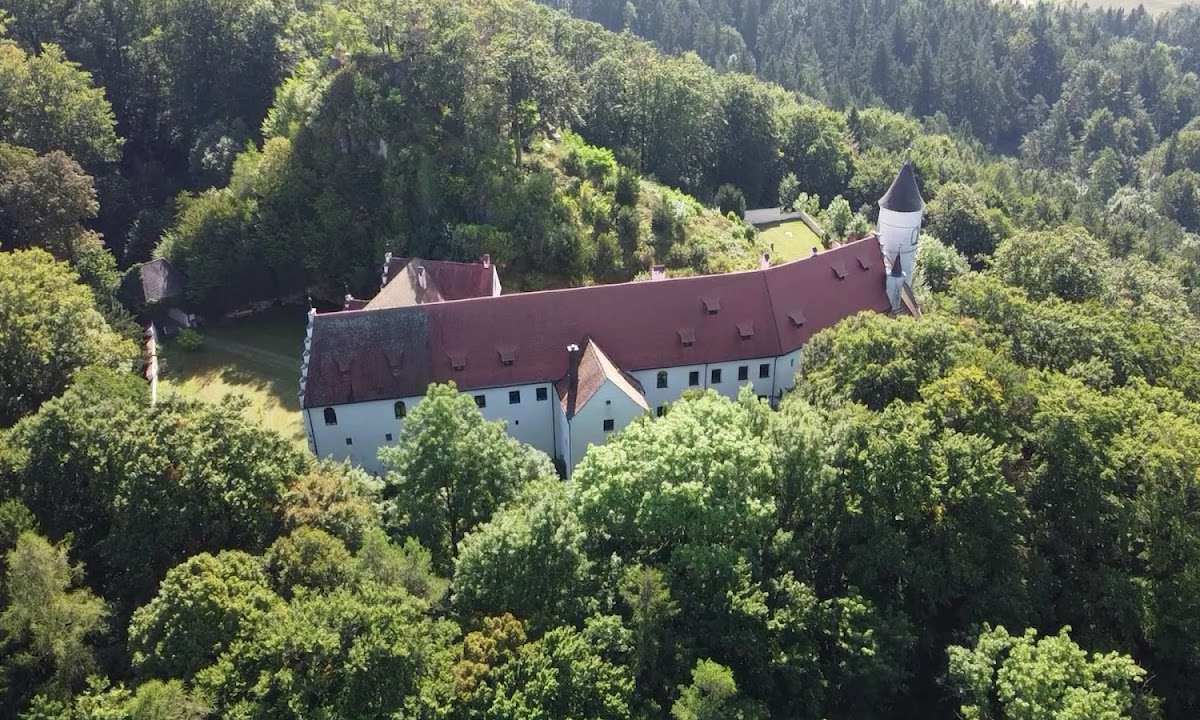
[{"left": 879, "top": 160, "right": 924, "bottom": 213}]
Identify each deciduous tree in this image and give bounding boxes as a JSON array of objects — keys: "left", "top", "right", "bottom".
[{"left": 379, "top": 383, "right": 556, "bottom": 572}]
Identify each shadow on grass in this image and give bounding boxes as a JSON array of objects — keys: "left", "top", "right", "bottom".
[{"left": 158, "top": 309, "right": 308, "bottom": 447}]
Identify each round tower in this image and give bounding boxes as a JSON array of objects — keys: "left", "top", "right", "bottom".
[{"left": 877, "top": 160, "right": 924, "bottom": 279}]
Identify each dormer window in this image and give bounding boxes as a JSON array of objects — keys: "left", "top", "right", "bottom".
[
  {"left": 830, "top": 262, "right": 848, "bottom": 280},
  {"left": 497, "top": 347, "right": 516, "bottom": 366},
  {"left": 737, "top": 322, "right": 755, "bottom": 339},
  {"left": 449, "top": 352, "right": 467, "bottom": 371},
  {"left": 384, "top": 350, "right": 404, "bottom": 377},
  {"left": 677, "top": 328, "right": 696, "bottom": 347},
  {"left": 788, "top": 310, "right": 807, "bottom": 327},
  {"left": 856, "top": 256, "right": 872, "bottom": 271},
  {"left": 702, "top": 297, "right": 721, "bottom": 314}
]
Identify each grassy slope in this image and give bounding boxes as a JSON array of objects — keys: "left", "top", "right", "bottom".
[
  {"left": 529, "top": 137, "right": 765, "bottom": 283},
  {"left": 158, "top": 306, "right": 309, "bottom": 449}
]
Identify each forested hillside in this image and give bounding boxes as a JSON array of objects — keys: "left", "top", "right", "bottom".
[{"left": 2, "top": 0, "right": 1200, "bottom": 719}]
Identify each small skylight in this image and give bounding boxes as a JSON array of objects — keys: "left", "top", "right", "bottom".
[{"left": 334, "top": 356, "right": 351, "bottom": 374}]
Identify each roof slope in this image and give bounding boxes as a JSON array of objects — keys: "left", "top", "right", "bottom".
[
  {"left": 557, "top": 339, "right": 649, "bottom": 419},
  {"left": 879, "top": 160, "right": 925, "bottom": 213},
  {"left": 368, "top": 257, "right": 494, "bottom": 309},
  {"left": 302, "top": 238, "right": 891, "bottom": 408},
  {"left": 140, "top": 258, "right": 185, "bottom": 305},
  {"left": 743, "top": 207, "right": 806, "bottom": 227}
]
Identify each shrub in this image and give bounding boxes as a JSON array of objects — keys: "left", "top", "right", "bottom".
[
  {"left": 714, "top": 184, "right": 747, "bottom": 217},
  {"left": 562, "top": 133, "right": 617, "bottom": 186},
  {"left": 779, "top": 172, "right": 801, "bottom": 211},
  {"left": 614, "top": 167, "right": 640, "bottom": 207},
  {"left": 176, "top": 329, "right": 204, "bottom": 352}
]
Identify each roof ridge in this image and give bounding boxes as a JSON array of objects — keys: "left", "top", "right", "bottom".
[{"left": 320, "top": 238, "right": 878, "bottom": 320}]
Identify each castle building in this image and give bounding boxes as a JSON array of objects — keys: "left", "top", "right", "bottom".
[{"left": 300, "top": 164, "right": 924, "bottom": 475}]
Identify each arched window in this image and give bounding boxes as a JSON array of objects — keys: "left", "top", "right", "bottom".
[
  {"left": 323, "top": 407, "right": 338, "bottom": 426},
  {"left": 394, "top": 401, "right": 406, "bottom": 419},
  {"left": 656, "top": 371, "right": 668, "bottom": 389}
]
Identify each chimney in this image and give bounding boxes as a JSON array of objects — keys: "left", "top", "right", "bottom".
[
  {"left": 481, "top": 254, "right": 491, "bottom": 269},
  {"left": 651, "top": 265, "right": 667, "bottom": 281},
  {"left": 381, "top": 252, "right": 393, "bottom": 288},
  {"left": 886, "top": 254, "right": 904, "bottom": 313},
  {"left": 810, "top": 247, "right": 818, "bottom": 257},
  {"left": 565, "top": 343, "right": 582, "bottom": 387},
  {"left": 760, "top": 252, "right": 771, "bottom": 270},
  {"left": 416, "top": 265, "right": 427, "bottom": 290}
]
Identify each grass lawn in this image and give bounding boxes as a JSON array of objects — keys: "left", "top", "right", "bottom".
[
  {"left": 759, "top": 220, "right": 824, "bottom": 262},
  {"left": 158, "top": 305, "right": 309, "bottom": 450}
]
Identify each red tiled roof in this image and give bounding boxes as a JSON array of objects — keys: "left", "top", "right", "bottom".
[
  {"left": 302, "top": 238, "right": 891, "bottom": 408},
  {"left": 557, "top": 339, "right": 649, "bottom": 419},
  {"left": 368, "top": 257, "right": 494, "bottom": 308}
]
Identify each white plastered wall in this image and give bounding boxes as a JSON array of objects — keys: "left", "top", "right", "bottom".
[{"left": 566, "top": 379, "right": 648, "bottom": 474}]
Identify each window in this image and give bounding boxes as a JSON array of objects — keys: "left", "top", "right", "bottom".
[
  {"left": 385, "top": 433, "right": 393, "bottom": 442},
  {"left": 509, "top": 390, "right": 521, "bottom": 405},
  {"left": 711, "top": 368, "right": 722, "bottom": 384},
  {"left": 394, "top": 401, "right": 406, "bottom": 419},
  {"left": 656, "top": 371, "right": 668, "bottom": 389},
  {"left": 475, "top": 394, "right": 486, "bottom": 408},
  {"left": 536, "top": 387, "right": 548, "bottom": 401},
  {"left": 688, "top": 370, "right": 700, "bottom": 386},
  {"left": 738, "top": 365, "right": 749, "bottom": 381},
  {"left": 656, "top": 405, "right": 667, "bottom": 417},
  {"left": 323, "top": 408, "right": 338, "bottom": 426},
  {"left": 603, "top": 418, "right": 615, "bottom": 432},
  {"left": 759, "top": 363, "right": 770, "bottom": 379},
  {"left": 344, "top": 437, "right": 353, "bottom": 446}
]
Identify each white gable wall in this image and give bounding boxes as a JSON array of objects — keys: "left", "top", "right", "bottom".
[{"left": 566, "top": 379, "right": 648, "bottom": 475}]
